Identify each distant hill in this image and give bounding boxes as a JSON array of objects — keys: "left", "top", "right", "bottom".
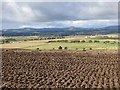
[{"left": 1, "top": 26, "right": 119, "bottom": 36}]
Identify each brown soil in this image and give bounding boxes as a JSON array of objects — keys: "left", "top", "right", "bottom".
[{"left": 1, "top": 49, "right": 120, "bottom": 89}]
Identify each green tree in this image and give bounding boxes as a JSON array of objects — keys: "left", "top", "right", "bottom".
[
  {"left": 83, "top": 48, "right": 86, "bottom": 51},
  {"left": 5, "top": 40, "right": 10, "bottom": 43},
  {"left": 58, "top": 46, "right": 62, "bottom": 50},
  {"left": 76, "top": 48, "right": 78, "bottom": 50},
  {"left": 81, "top": 40, "right": 85, "bottom": 43},
  {"left": 89, "top": 40, "right": 92, "bottom": 43},
  {"left": 94, "top": 40, "right": 100, "bottom": 43},
  {"left": 36, "top": 48, "right": 39, "bottom": 50},
  {"left": 90, "top": 48, "right": 92, "bottom": 50},
  {"left": 64, "top": 47, "right": 68, "bottom": 50}
]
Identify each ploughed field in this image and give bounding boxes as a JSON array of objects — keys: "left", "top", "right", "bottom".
[{"left": 2, "top": 49, "right": 120, "bottom": 89}]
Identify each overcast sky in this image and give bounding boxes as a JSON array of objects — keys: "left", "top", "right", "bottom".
[{"left": 1, "top": 0, "right": 119, "bottom": 29}]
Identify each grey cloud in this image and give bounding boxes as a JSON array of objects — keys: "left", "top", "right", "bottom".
[
  {"left": 29, "top": 2, "right": 118, "bottom": 21},
  {"left": 3, "top": 2, "right": 118, "bottom": 22},
  {"left": 2, "top": 2, "right": 118, "bottom": 29}
]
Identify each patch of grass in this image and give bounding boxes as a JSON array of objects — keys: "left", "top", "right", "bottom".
[
  {"left": 1, "top": 35, "right": 119, "bottom": 50},
  {"left": 24, "top": 42, "right": 118, "bottom": 50}
]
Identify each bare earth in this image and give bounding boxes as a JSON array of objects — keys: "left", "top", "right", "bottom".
[{"left": 1, "top": 49, "right": 120, "bottom": 89}]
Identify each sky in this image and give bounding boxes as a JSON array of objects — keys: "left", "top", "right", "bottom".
[{"left": 1, "top": 0, "right": 119, "bottom": 29}]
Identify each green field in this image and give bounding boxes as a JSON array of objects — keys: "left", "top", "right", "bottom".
[
  {"left": 24, "top": 42, "right": 118, "bottom": 50},
  {"left": 1, "top": 34, "right": 119, "bottom": 50}
]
